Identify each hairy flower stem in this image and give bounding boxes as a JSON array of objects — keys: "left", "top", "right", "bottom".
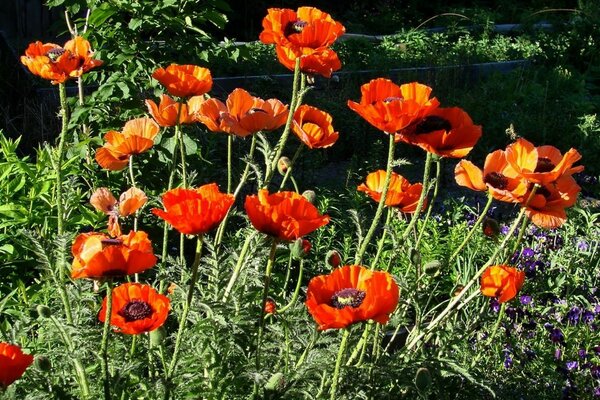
[
  {"left": 221, "top": 230, "right": 258, "bottom": 302},
  {"left": 295, "top": 329, "right": 320, "bottom": 369},
  {"left": 279, "top": 144, "right": 304, "bottom": 191},
  {"left": 330, "top": 329, "right": 351, "bottom": 400},
  {"left": 255, "top": 240, "right": 278, "bottom": 368},
  {"left": 50, "top": 316, "right": 90, "bottom": 397},
  {"left": 278, "top": 259, "right": 304, "bottom": 313},
  {"left": 227, "top": 135, "right": 233, "bottom": 193},
  {"left": 509, "top": 214, "right": 530, "bottom": 259},
  {"left": 215, "top": 135, "right": 258, "bottom": 247},
  {"left": 471, "top": 303, "right": 506, "bottom": 367},
  {"left": 175, "top": 124, "right": 187, "bottom": 188},
  {"left": 399, "top": 152, "right": 432, "bottom": 243},
  {"left": 370, "top": 208, "right": 393, "bottom": 270},
  {"left": 354, "top": 134, "right": 396, "bottom": 265},
  {"left": 416, "top": 157, "right": 442, "bottom": 246},
  {"left": 164, "top": 236, "right": 203, "bottom": 399},
  {"left": 405, "top": 205, "right": 529, "bottom": 351},
  {"left": 263, "top": 58, "right": 302, "bottom": 188},
  {"left": 281, "top": 253, "right": 294, "bottom": 294},
  {"left": 346, "top": 324, "right": 370, "bottom": 366},
  {"left": 128, "top": 156, "right": 139, "bottom": 232},
  {"left": 101, "top": 280, "right": 113, "bottom": 400},
  {"left": 449, "top": 193, "right": 494, "bottom": 263}
]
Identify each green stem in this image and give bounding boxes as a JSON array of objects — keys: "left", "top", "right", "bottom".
[
  {"left": 281, "top": 252, "right": 294, "bottom": 293},
  {"left": 130, "top": 334, "right": 137, "bottom": 357},
  {"left": 509, "top": 214, "right": 530, "bottom": 259},
  {"left": 354, "top": 134, "right": 396, "bottom": 265},
  {"left": 255, "top": 240, "right": 278, "bottom": 371},
  {"left": 101, "top": 280, "right": 113, "bottom": 400},
  {"left": 215, "top": 135, "right": 258, "bottom": 247},
  {"left": 370, "top": 208, "right": 393, "bottom": 270},
  {"left": 330, "top": 329, "right": 351, "bottom": 400},
  {"left": 471, "top": 302, "right": 506, "bottom": 367},
  {"left": 221, "top": 231, "right": 258, "bottom": 301},
  {"left": 279, "top": 145, "right": 304, "bottom": 190},
  {"left": 416, "top": 157, "right": 441, "bottom": 247},
  {"left": 449, "top": 193, "right": 494, "bottom": 263},
  {"left": 346, "top": 324, "right": 370, "bottom": 366},
  {"left": 227, "top": 135, "right": 233, "bottom": 193},
  {"left": 278, "top": 259, "right": 304, "bottom": 313},
  {"left": 399, "top": 152, "right": 433, "bottom": 243},
  {"left": 295, "top": 329, "right": 320, "bottom": 369},
  {"left": 165, "top": 236, "right": 204, "bottom": 398},
  {"left": 263, "top": 58, "right": 303, "bottom": 188},
  {"left": 128, "top": 156, "right": 139, "bottom": 232},
  {"left": 176, "top": 124, "right": 187, "bottom": 188},
  {"left": 50, "top": 316, "right": 90, "bottom": 397}
]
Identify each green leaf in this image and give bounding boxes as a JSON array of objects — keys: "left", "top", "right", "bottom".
[
  {"left": 89, "top": 3, "right": 118, "bottom": 27},
  {"left": 182, "top": 133, "right": 198, "bottom": 156}
]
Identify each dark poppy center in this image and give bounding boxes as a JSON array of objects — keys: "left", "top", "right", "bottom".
[
  {"left": 382, "top": 96, "right": 404, "bottom": 103},
  {"left": 484, "top": 172, "right": 509, "bottom": 190},
  {"left": 534, "top": 157, "right": 555, "bottom": 173},
  {"left": 119, "top": 300, "right": 153, "bottom": 322},
  {"left": 414, "top": 116, "right": 452, "bottom": 134},
  {"left": 536, "top": 185, "right": 552, "bottom": 198},
  {"left": 330, "top": 288, "right": 366, "bottom": 309},
  {"left": 248, "top": 108, "right": 268, "bottom": 115},
  {"left": 46, "top": 48, "right": 66, "bottom": 61},
  {"left": 284, "top": 20, "right": 308, "bottom": 37},
  {"left": 101, "top": 238, "right": 123, "bottom": 248}
]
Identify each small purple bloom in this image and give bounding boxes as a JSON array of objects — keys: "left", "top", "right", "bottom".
[
  {"left": 504, "top": 354, "right": 513, "bottom": 369},
  {"left": 567, "top": 307, "right": 582, "bottom": 325},
  {"left": 489, "top": 298, "right": 500, "bottom": 313},
  {"left": 555, "top": 348, "right": 562, "bottom": 360},
  {"left": 578, "top": 349, "right": 587, "bottom": 359},
  {"left": 520, "top": 295, "right": 533, "bottom": 305},
  {"left": 550, "top": 328, "right": 564, "bottom": 344},
  {"left": 566, "top": 361, "right": 578, "bottom": 371},
  {"left": 522, "top": 247, "right": 535, "bottom": 258},
  {"left": 591, "top": 365, "right": 600, "bottom": 379},
  {"left": 595, "top": 304, "right": 600, "bottom": 314},
  {"left": 576, "top": 239, "right": 589, "bottom": 252},
  {"left": 500, "top": 225, "right": 510, "bottom": 235},
  {"left": 583, "top": 311, "right": 595, "bottom": 324},
  {"left": 594, "top": 387, "right": 600, "bottom": 397}
]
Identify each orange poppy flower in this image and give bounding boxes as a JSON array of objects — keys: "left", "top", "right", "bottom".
[
  {"left": 455, "top": 149, "right": 528, "bottom": 203},
  {"left": 98, "top": 283, "right": 170, "bottom": 335},
  {"left": 357, "top": 170, "right": 424, "bottom": 212},
  {"left": 305, "top": 265, "right": 399, "bottom": 330},
  {"left": 244, "top": 189, "right": 330, "bottom": 241},
  {"left": 152, "top": 183, "right": 234, "bottom": 235},
  {"left": 96, "top": 117, "right": 160, "bottom": 171},
  {"left": 260, "top": 7, "right": 345, "bottom": 50},
  {"left": 152, "top": 64, "right": 213, "bottom": 98},
  {"left": 90, "top": 187, "right": 147, "bottom": 237},
  {"left": 522, "top": 175, "right": 581, "bottom": 229},
  {"left": 0, "top": 343, "right": 33, "bottom": 389},
  {"left": 394, "top": 107, "right": 482, "bottom": 158},
  {"left": 275, "top": 45, "right": 341, "bottom": 78},
  {"left": 71, "top": 231, "right": 157, "bottom": 279},
  {"left": 348, "top": 79, "right": 440, "bottom": 134},
  {"left": 145, "top": 94, "right": 195, "bottom": 127},
  {"left": 292, "top": 105, "right": 338, "bottom": 148},
  {"left": 505, "top": 138, "right": 584, "bottom": 185},
  {"left": 480, "top": 265, "right": 525, "bottom": 303},
  {"left": 190, "top": 88, "right": 288, "bottom": 137},
  {"left": 20, "top": 36, "right": 102, "bottom": 84}
]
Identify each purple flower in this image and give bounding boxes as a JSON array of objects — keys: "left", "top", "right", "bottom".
[
  {"left": 594, "top": 387, "right": 600, "bottom": 397},
  {"left": 578, "top": 349, "right": 587, "bottom": 359},
  {"left": 550, "top": 328, "right": 565, "bottom": 344},
  {"left": 595, "top": 304, "right": 600, "bottom": 314},
  {"left": 555, "top": 348, "right": 562, "bottom": 360},
  {"left": 520, "top": 295, "right": 533, "bottom": 305},
  {"left": 522, "top": 247, "right": 535, "bottom": 258},
  {"left": 500, "top": 225, "right": 510, "bottom": 235},
  {"left": 591, "top": 365, "right": 600, "bottom": 379},
  {"left": 583, "top": 310, "right": 595, "bottom": 324},
  {"left": 566, "top": 361, "right": 578, "bottom": 371},
  {"left": 504, "top": 354, "right": 513, "bottom": 369},
  {"left": 576, "top": 239, "right": 589, "bottom": 252},
  {"left": 567, "top": 307, "right": 582, "bottom": 325},
  {"left": 595, "top": 346, "right": 600, "bottom": 355},
  {"left": 489, "top": 298, "right": 500, "bottom": 313}
]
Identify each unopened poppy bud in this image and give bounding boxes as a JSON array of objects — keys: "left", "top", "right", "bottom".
[
  {"left": 36, "top": 305, "right": 52, "bottom": 319},
  {"left": 482, "top": 217, "right": 500, "bottom": 237},
  {"left": 265, "top": 372, "right": 285, "bottom": 392},
  {"left": 409, "top": 247, "right": 421, "bottom": 267},
  {"left": 264, "top": 298, "right": 277, "bottom": 315},
  {"left": 277, "top": 157, "right": 291, "bottom": 175},
  {"left": 414, "top": 367, "right": 432, "bottom": 391},
  {"left": 35, "top": 355, "right": 52, "bottom": 372},
  {"left": 301, "top": 190, "right": 316, "bottom": 204},
  {"left": 423, "top": 260, "right": 442, "bottom": 275},
  {"left": 150, "top": 326, "right": 167, "bottom": 346},
  {"left": 290, "top": 238, "right": 311, "bottom": 260},
  {"left": 326, "top": 250, "right": 342, "bottom": 268}
]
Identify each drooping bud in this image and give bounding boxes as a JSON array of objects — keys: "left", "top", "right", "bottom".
[
  {"left": 35, "top": 356, "right": 52, "bottom": 372},
  {"left": 326, "top": 250, "right": 342, "bottom": 268},
  {"left": 150, "top": 326, "right": 167, "bottom": 346},
  {"left": 423, "top": 260, "right": 442, "bottom": 275},
  {"left": 301, "top": 190, "right": 316, "bottom": 204},
  {"left": 264, "top": 371, "right": 286, "bottom": 392},
  {"left": 290, "top": 238, "right": 311, "bottom": 260},
  {"left": 414, "top": 367, "right": 432, "bottom": 392},
  {"left": 482, "top": 217, "right": 500, "bottom": 238},
  {"left": 409, "top": 247, "right": 421, "bottom": 268},
  {"left": 277, "top": 157, "right": 291, "bottom": 175},
  {"left": 36, "top": 305, "right": 52, "bottom": 319}
]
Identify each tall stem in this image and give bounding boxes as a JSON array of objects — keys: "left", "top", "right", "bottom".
[
  {"left": 50, "top": 316, "right": 90, "bottom": 397},
  {"left": 176, "top": 124, "right": 187, "bottom": 188},
  {"left": 330, "top": 329, "right": 350, "bottom": 400},
  {"left": 399, "top": 152, "right": 432, "bottom": 242},
  {"left": 165, "top": 236, "right": 204, "bottom": 399},
  {"left": 101, "top": 280, "right": 113, "bottom": 400},
  {"left": 354, "top": 134, "right": 396, "bottom": 265},
  {"left": 416, "top": 157, "right": 441, "bottom": 246},
  {"left": 128, "top": 156, "right": 139, "bottom": 231},
  {"left": 509, "top": 214, "right": 530, "bottom": 259},
  {"left": 370, "top": 208, "right": 393, "bottom": 270},
  {"left": 449, "top": 193, "right": 494, "bottom": 263},
  {"left": 255, "top": 240, "right": 278, "bottom": 370},
  {"left": 221, "top": 231, "right": 258, "bottom": 301},
  {"left": 278, "top": 259, "right": 304, "bottom": 313},
  {"left": 227, "top": 135, "right": 233, "bottom": 193}
]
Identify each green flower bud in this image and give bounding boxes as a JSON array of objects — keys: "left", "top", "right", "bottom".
[
  {"left": 414, "top": 367, "right": 432, "bottom": 392},
  {"left": 423, "top": 260, "right": 442, "bottom": 275},
  {"left": 35, "top": 355, "right": 52, "bottom": 372},
  {"left": 301, "top": 190, "right": 316, "bottom": 204},
  {"left": 409, "top": 247, "right": 421, "bottom": 267},
  {"left": 265, "top": 372, "right": 285, "bottom": 392},
  {"left": 277, "top": 157, "right": 291, "bottom": 176},
  {"left": 150, "top": 326, "right": 167, "bottom": 346},
  {"left": 36, "top": 305, "right": 52, "bottom": 319}
]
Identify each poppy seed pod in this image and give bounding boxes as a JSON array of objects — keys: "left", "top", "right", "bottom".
[
  {"left": 409, "top": 247, "right": 421, "bottom": 268},
  {"left": 277, "top": 156, "right": 291, "bottom": 175},
  {"left": 482, "top": 217, "right": 500, "bottom": 237},
  {"left": 302, "top": 190, "right": 316, "bottom": 204},
  {"left": 423, "top": 260, "right": 442, "bottom": 275},
  {"left": 414, "top": 367, "right": 432, "bottom": 391}
]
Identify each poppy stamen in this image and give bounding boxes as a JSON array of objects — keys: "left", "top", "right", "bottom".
[
  {"left": 248, "top": 108, "right": 268, "bottom": 115},
  {"left": 285, "top": 20, "right": 308, "bottom": 37},
  {"left": 382, "top": 96, "right": 404, "bottom": 103},
  {"left": 46, "top": 48, "right": 66, "bottom": 61},
  {"left": 330, "top": 288, "right": 366, "bottom": 309},
  {"left": 536, "top": 185, "right": 552, "bottom": 198},
  {"left": 484, "top": 172, "right": 509, "bottom": 190},
  {"left": 119, "top": 300, "right": 153, "bottom": 322},
  {"left": 414, "top": 116, "right": 452, "bottom": 134},
  {"left": 534, "top": 157, "right": 555, "bottom": 173},
  {"left": 101, "top": 238, "right": 123, "bottom": 247}
]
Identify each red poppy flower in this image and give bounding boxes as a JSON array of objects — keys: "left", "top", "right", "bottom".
[
  {"left": 152, "top": 64, "right": 212, "bottom": 98},
  {"left": 0, "top": 343, "right": 33, "bottom": 389},
  {"left": 244, "top": 189, "right": 330, "bottom": 241},
  {"left": 348, "top": 79, "right": 440, "bottom": 134},
  {"left": 305, "top": 265, "right": 399, "bottom": 330},
  {"left": 357, "top": 170, "right": 425, "bottom": 212},
  {"left": 20, "top": 36, "right": 102, "bottom": 84},
  {"left": 522, "top": 175, "right": 581, "bottom": 229},
  {"left": 152, "top": 183, "right": 234, "bottom": 235},
  {"left": 292, "top": 105, "right": 339, "bottom": 148},
  {"left": 96, "top": 117, "right": 160, "bottom": 171},
  {"left": 260, "top": 7, "right": 345, "bottom": 50},
  {"left": 394, "top": 107, "right": 482, "bottom": 158},
  {"left": 505, "top": 138, "right": 584, "bottom": 185},
  {"left": 455, "top": 149, "right": 528, "bottom": 203},
  {"left": 90, "top": 187, "right": 147, "bottom": 237},
  {"left": 480, "top": 265, "right": 525, "bottom": 303},
  {"left": 99, "top": 283, "right": 170, "bottom": 335},
  {"left": 71, "top": 231, "right": 157, "bottom": 279},
  {"left": 145, "top": 94, "right": 195, "bottom": 127},
  {"left": 275, "top": 45, "right": 341, "bottom": 78}
]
